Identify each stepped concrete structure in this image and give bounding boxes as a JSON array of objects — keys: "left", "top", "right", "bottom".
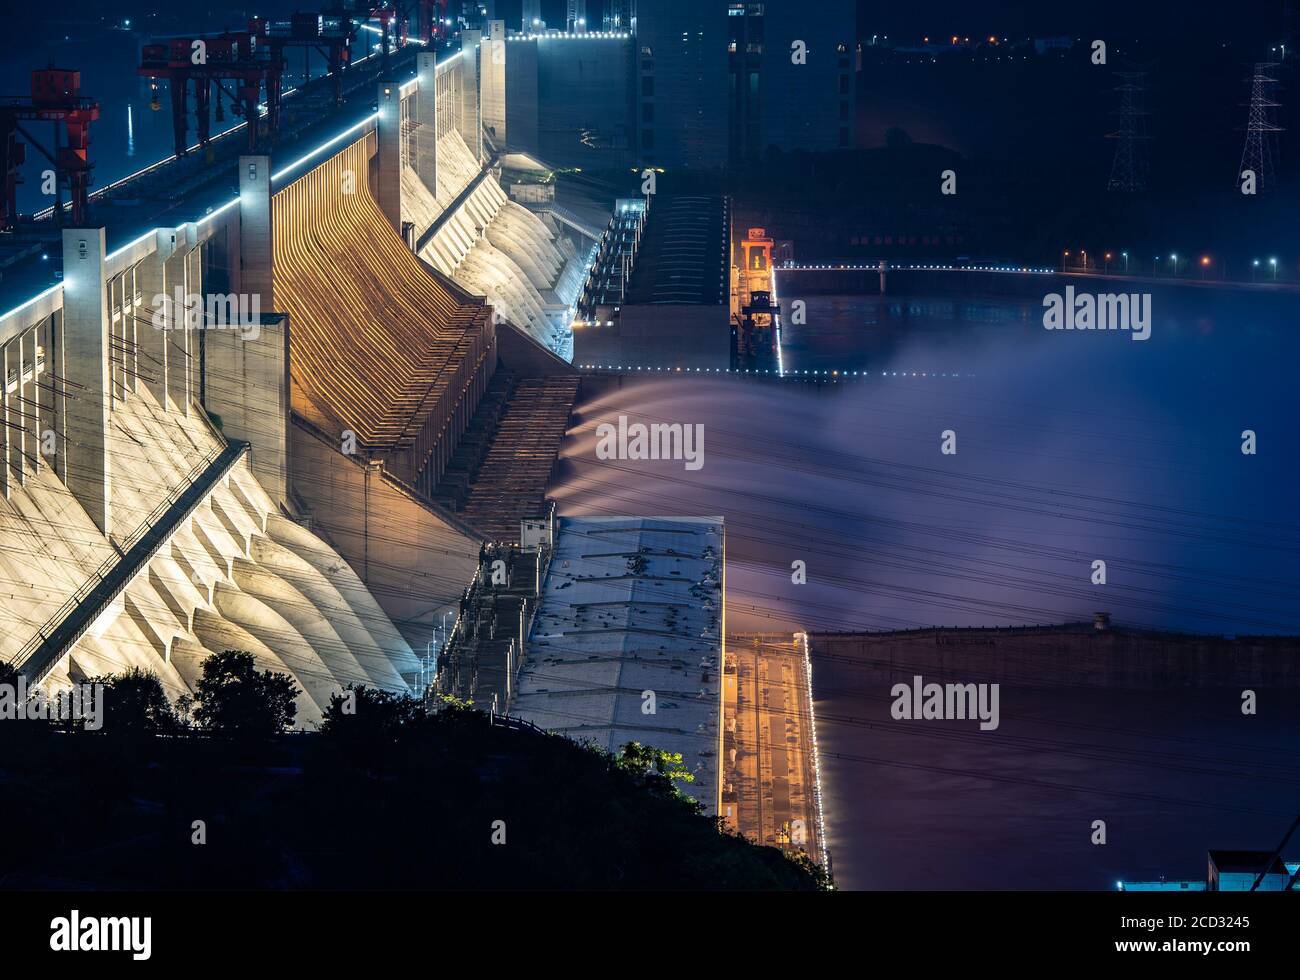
[
  {"left": 402, "top": 124, "right": 589, "bottom": 356},
  {"left": 0, "top": 286, "right": 418, "bottom": 726},
  {"left": 0, "top": 31, "right": 595, "bottom": 717}
]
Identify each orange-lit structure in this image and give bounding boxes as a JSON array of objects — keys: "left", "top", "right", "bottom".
[
  {"left": 0, "top": 69, "right": 100, "bottom": 229},
  {"left": 273, "top": 135, "right": 495, "bottom": 497},
  {"left": 734, "top": 226, "right": 780, "bottom": 370}
]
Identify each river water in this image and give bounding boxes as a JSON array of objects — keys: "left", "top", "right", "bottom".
[{"left": 552, "top": 284, "right": 1300, "bottom": 888}]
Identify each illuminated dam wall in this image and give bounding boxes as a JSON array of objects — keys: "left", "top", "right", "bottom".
[
  {"left": 270, "top": 44, "right": 584, "bottom": 650},
  {"left": 0, "top": 233, "right": 421, "bottom": 725},
  {"left": 402, "top": 132, "right": 584, "bottom": 355},
  {"left": 0, "top": 32, "right": 588, "bottom": 709}
]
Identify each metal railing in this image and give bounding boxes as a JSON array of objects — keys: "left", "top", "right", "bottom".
[{"left": 13, "top": 440, "right": 250, "bottom": 685}]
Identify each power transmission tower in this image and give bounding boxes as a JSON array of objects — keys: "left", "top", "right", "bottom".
[
  {"left": 1238, "top": 63, "right": 1284, "bottom": 193},
  {"left": 1107, "top": 71, "right": 1151, "bottom": 193}
]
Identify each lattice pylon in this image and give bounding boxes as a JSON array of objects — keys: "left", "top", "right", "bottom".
[
  {"left": 1107, "top": 71, "right": 1151, "bottom": 193},
  {"left": 1238, "top": 63, "right": 1284, "bottom": 193}
]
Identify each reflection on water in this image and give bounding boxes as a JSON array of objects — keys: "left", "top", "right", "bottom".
[
  {"left": 553, "top": 288, "right": 1300, "bottom": 888},
  {"left": 1, "top": 16, "right": 336, "bottom": 214}
]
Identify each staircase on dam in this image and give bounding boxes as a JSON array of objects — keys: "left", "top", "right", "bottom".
[
  {"left": 434, "top": 374, "right": 580, "bottom": 545},
  {"left": 436, "top": 543, "right": 548, "bottom": 715},
  {"left": 430, "top": 369, "right": 517, "bottom": 512}
]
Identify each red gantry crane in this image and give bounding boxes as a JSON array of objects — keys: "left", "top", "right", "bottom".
[
  {"left": 0, "top": 69, "right": 100, "bottom": 230},
  {"left": 138, "top": 23, "right": 285, "bottom": 160}
]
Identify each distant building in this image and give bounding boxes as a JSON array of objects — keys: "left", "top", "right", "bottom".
[
  {"left": 459, "top": 1, "right": 493, "bottom": 30},
  {"left": 633, "top": 0, "right": 729, "bottom": 168},
  {"left": 1119, "top": 851, "right": 1299, "bottom": 891},
  {"left": 488, "top": 1, "right": 857, "bottom": 170},
  {"left": 565, "top": 0, "right": 589, "bottom": 33},
  {"left": 727, "top": 0, "right": 858, "bottom": 163},
  {"left": 521, "top": 0, "right": 543, "bottom": 33},
  {"left": 604, "top": 0, "right": 636, "bottom": 32}
]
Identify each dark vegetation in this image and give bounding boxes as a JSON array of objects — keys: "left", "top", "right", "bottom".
[{"left": 0, "top": 656, "right": 830, "bottom": 890}]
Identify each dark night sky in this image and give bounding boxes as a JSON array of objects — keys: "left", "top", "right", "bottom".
[{"left": 12, "top": 1, "right": 1294, "bottom": 46}]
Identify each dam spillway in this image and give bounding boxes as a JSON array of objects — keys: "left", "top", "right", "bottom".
[
  {"left": 402, "top": 129, "right": 589, "bottom": 356},
  {"left": 0, "top": 37, "right": 591, "bottom": 720},
  {"left": 273, "top": 133, "right": 496, "bottom": 496}
]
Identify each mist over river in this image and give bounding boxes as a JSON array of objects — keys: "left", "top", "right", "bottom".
[{"left": 552, "top": 285, "right": 1300, "bottom": 888}]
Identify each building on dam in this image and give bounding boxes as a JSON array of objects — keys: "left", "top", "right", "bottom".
[
  {"left": 573, "top": 194, "right": 732, "bottom": 371},
  {"left": 436, "top": 515, "right": 726, "bottom": 815}
]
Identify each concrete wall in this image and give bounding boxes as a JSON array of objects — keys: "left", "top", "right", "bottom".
[
  {"left": 290, "top": 418, "right": 482, "bottom": 652},
  {"left": 537, "top": 36, "right": 635, "bottom": 169},
  {"left": 60, "top": 228, "right": 112, "bottom": 535},
  {"left": 497, "top": 321, "right": 580, "bottom": 377},
  {"left": 809, "top": 626, "right": 1300, "bottom": 690},
  {"left": 504, "top": 39, "right": 539, "bottom": 153},
  {"left": 481, "top": 22, "right": 508, "bottom": 145},
  {"left": 204, "top": 313, "right": 290, "bottom": 509},
  {"left": 573, "top": 304, "right": 730, "bottom": 370}
]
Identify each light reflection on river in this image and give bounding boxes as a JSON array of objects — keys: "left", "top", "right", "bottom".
[{"left": 552, "top": 287, "right": 1300, "bottom": 888}]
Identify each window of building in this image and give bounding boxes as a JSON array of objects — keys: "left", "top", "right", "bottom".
[{"left": 642, "top": 102, "right": 654, "bottom": 123}]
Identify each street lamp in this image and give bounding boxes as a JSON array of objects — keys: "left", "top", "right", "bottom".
[
  {"left": 1170, "top": 253, "right": 1179, "bottom": 276},
  {"left": 1270, "top": 257, "right": 1278, "bottom": 281},
  {"left": 1253, "top": 258, "right": 1260, "bottom": 282},
  {"left": 1122, "top": 251, "right": 1129, "bottom": 273},
  {"left": 1104, "top": 251, "right": 1113, "bottom": 273}
]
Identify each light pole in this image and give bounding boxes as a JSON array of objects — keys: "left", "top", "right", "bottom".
[
  {"left": 1270, "top": 257, "right": 1278, "bottom": 281},
  {"left": 1170, "top": 253, "right": 1179, "bottom": 277},
  {"left": 1252, "top": 259, "right": 1260, "bottom": 282},
  {"left": 1122, "top": 251, "right": 1129, "bottom": 273}
]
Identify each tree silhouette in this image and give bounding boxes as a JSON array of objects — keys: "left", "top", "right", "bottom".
[
  {"left": 192, "top": 650, "right": 299, "bottom": 739},
  {"left": 89, "top": 667, "right": 182, "bottom": 735}
]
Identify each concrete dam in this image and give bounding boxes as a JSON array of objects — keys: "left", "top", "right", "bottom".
[{"left": 0, "top": 33, "right": 599, "bottom": 722}]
